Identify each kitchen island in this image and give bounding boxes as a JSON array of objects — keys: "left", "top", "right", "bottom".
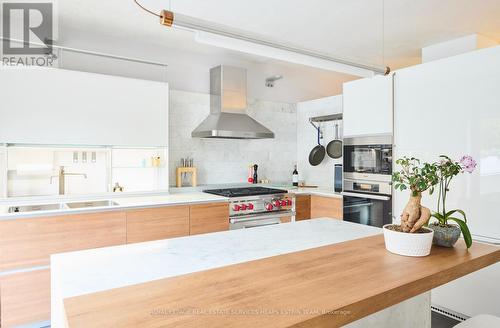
[{"left": 52, "top": 219, "right": 499, "bottom": 328}]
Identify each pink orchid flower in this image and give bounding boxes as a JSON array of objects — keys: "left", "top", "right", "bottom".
[{"left": 459, "top": 155, "right": 477, "bottom": 173}]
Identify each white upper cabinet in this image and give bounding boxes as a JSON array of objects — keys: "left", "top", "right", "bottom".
[
  {"left": 0, "top": 67, "right": 169, "bottom": 147},
  {"left": 342, "top": 75, "right": 393, "bottom": 137}
]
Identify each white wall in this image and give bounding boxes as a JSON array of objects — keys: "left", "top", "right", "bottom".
[
  {"left": 422, "top": 34, "right": 498, "bottom": 63},
  {"left": 169, "top": 90, "right": 297, "bottom": 186},
  {"left": 296, "top": 96, "right": 343, "bottom": 190}
]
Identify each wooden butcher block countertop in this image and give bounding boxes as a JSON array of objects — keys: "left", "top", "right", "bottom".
[{"left": 63, "top": 234, "right": 500, "bottom": 328}]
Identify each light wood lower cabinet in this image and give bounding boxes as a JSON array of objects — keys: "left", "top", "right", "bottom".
[
  {"left": 126, "top": 206, "right": 190, "bottom": 243},
  {"left": 295, "top": 195, "right": 311, "bottom": 221},
  {"left": 310, "top": 196, "right": 343, "bottom": 219},
  {"left": 0, "top": 211, "right": 127, "bottom": 271},
  {"left": 0, "top": 268, "right": 50, "bottom": 328},
  {"left": 189, "top": 203, "right": 229, "bottom": 235}
]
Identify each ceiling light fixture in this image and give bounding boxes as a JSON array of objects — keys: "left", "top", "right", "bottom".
[{"left": 134, "top": 1, "right": 390, "bottom": 77}]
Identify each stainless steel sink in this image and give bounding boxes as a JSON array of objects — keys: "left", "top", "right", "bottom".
[
  {"left": 65, "top": 200, "right": 119, "bottom": 209},
  {"left": 8, "top": 203, "right": 66, "bottom": 213}
]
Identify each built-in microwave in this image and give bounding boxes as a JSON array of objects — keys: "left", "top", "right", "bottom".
[{"left": 343, "top": 135, "right": 392, "bottom": 176}]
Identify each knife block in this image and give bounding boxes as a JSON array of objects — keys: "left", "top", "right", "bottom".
[{"left": 176, "top": 167, "right": 197, "bottom": 187}]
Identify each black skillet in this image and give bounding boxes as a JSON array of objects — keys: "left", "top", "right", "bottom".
[
  {"left": 309, "top": 126, "right": 325, "bottom": 166},
  {"left": 326, "top": 122, "right": 342, "bottom": 159}
]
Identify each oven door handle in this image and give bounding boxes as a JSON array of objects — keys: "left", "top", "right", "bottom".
[
  {"left": 342, "top": 192, "right": 391, "bottom": 201},
  {"left": 344, "top": 203, "right": 373, "bottom": 209},
  {"left": 230, "top": 211, "right": 295, "bottom": 224},
  {"left": 241, "top": 221, "right": 281, "bottom": 229}
]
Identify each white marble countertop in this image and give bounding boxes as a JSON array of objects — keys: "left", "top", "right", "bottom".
[
  {"left": 0, "top": 192, "right": 228, "bottom": 220},
  {"left": 0, "top": 184, "right": 342, "bottom": 220},
  {"left": 288, "top": 188, "right": 343, "bottom": 198},
  {"left": 51, "top": 218, "right": 380, "bottom": 327}
]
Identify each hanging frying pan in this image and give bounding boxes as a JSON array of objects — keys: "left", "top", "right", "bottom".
[
  {"left": 309, "top": 125, "right": 326, "bottom": 166},
  {"left": 326, "top": 122, "right": 342, "bottom": 159}
]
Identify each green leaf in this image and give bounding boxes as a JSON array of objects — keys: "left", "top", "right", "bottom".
[
  {"left": 445, "top": 209, "right": 467, "bottom": 222},
  {"left": 430, "top": 213, "right": 447, "bottom": 226},
  {"left": 431, "top": 212, "right": 444, "bottom": 221},
  {"left": 448, "top": 217, "right": 473, "bottom": 248}
]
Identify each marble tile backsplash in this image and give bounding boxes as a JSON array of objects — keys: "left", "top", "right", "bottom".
[{"left": 169, "top": 90, "right": 297, "bottom": 186}]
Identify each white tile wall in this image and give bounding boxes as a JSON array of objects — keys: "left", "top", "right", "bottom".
[
  {"left": 169, "top": 90, "right": 297, "bottom": 186},
  {"left": 296, "top": 95, "right": 343, "bottom": 190},
  {"left": 111, "top": 148, "right": 168, "bottom": 192},
  {"left": 6, "top": 147, "right": 109, "bottom": 197}
]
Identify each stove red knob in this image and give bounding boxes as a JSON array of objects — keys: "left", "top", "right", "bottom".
[
  {"left": 286, "top": 199, "right": 292, "bottom": 206},
  {"left": 247, "top": 203, "right": 254, "bottom": 210},
  {"left": 280, "top": 200, "right": 287, "bottom": 206},
  {"left": 233, "top": 204, "right": 241, "bottom": 211},
  {"left": 241, "top": 204, "right": 247, "bottom": 210},
  {"left": 274, "top": 200, "right": 281, "bottom": 207},
  {"left": 265, "top": 203, "right": 273, "bottom": 211}
]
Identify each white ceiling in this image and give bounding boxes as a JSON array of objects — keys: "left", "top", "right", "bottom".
[{"left": 56, "top": 0, "right": 500, "bottom": 102}]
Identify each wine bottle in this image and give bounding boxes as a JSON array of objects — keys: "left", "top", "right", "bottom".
[{"left": 292, "top": 165, "right": 299, "bottom": 187}]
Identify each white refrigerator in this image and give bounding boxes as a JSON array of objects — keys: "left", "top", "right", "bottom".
[{"left": 393, "top": 45, "right": 500, "bottom": 319}]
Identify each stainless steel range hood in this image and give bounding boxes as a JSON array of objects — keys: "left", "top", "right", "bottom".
[{"left": 191, "top": 65, "right": 275, "bottom": 139}]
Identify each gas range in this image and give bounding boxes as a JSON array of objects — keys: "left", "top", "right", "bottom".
[{"left": 203, "top": 187, "right": 295, "bottom": 229}]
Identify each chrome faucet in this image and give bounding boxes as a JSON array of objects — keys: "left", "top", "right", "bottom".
[{"left": 50, "top": 166, "right": 87, "bottom": 195}]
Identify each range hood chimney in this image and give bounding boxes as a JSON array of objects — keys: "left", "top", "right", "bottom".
[{"left": 191, "top": 65, "right": 275, "bottom": 139}]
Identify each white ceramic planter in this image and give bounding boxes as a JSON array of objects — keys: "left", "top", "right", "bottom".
[{"left": 383, "top": 224, "right": 434, "bottom": 257}]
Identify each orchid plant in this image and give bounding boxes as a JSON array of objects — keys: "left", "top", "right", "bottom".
[{"left": 430, "top": 155, "right": 477, "bottom": 248}]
